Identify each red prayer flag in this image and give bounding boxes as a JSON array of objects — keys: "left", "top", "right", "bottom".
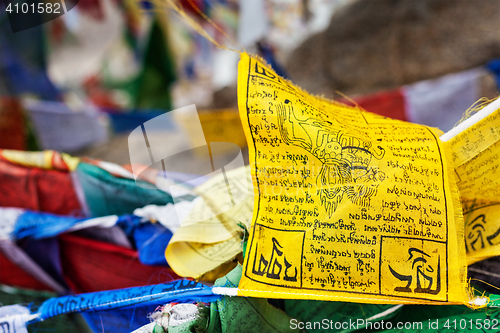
[
  {"left": 339, "top": 89, "right": 408, "bottom": 121},
  {"left": 60, "top": 234, "right": 180, "bottom": 293}
]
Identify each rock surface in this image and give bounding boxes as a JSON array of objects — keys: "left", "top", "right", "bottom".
[{"left": 286, "top": 0, "right": 500, "bottom": 98}]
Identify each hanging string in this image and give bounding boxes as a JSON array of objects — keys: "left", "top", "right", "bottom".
[
  {"left": 335, "top": 90, "right": 362, "bottom": 108},
  {"left": 453, "top": 96, "right": 499, "bottom": 129},
  {"left": 470, "top": 278, "right": 500, "bottom": 295},
  {"left": 184, "top": 0, "right": 242, "bottom": 48}
]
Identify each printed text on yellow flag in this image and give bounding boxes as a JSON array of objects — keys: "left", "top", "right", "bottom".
[
  {"left": 237, "top": 53, "right": 467, "bottom": 305},
  {"left": 446, "top": 104, "right": 500, "bottom": 265}
]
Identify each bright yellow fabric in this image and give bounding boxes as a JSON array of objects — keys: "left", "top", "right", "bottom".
[
  {"left": 165, "top": 166, "right": 253, "bottom": 279},
  {"left": 237, "top": 53, "right": 467, "bottom": 305},
  {"left": 174, "top": 109, "right": 247, "bottom": 157},
  {"left": 446, "top": 106, "right": 500, "bottom": 265},
  {"left": 0, "top": 150, "right": 79, "bottom": 171},
  {"left": 198, "top": 109, "right": 247, "bottom": 149}
]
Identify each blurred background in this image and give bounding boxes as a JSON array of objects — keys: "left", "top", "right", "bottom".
[
  {"left": 0, "top": 0, "right": 351, "bottom": 165},
  {"left": 2, "top": 0, "right": 499, "bottom": 164}
]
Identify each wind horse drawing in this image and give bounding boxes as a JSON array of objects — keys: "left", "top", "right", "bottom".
[{"left": 276, "top": 99, "right": 385, "bottom": 218}]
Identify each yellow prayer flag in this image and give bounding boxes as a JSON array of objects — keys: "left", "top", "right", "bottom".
[
  {"left": 165, "top": 166, "right": 253, "bottom": 279},
  {"left": 197, "top": 109, "right": 247, "bottom": 149},
  {"left": 236, "top": 53, "right": 467, "bottom": 305},
  {"left": 0, "top": 149, "right": 79, "bottom": 171},
  {"left": 444, "top": 99, "right": 500, "bottom": 264},
  {"left": 461, "top": 200, "right": 500, "bottom": 265},
  {"left": 174, "top": 109, "right": 248, "bottom": 155}
]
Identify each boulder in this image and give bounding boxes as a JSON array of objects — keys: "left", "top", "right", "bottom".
[{"left": 286, "top": 0, "right": 500, "bottom": 98}]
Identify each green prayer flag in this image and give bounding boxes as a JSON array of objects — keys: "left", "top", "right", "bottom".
[
  {"left": 76, "top": 162, "right": 173, "bottom": 217},
  {"left": 207, "top": 265, "right": 296, "bottom": 333}
]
